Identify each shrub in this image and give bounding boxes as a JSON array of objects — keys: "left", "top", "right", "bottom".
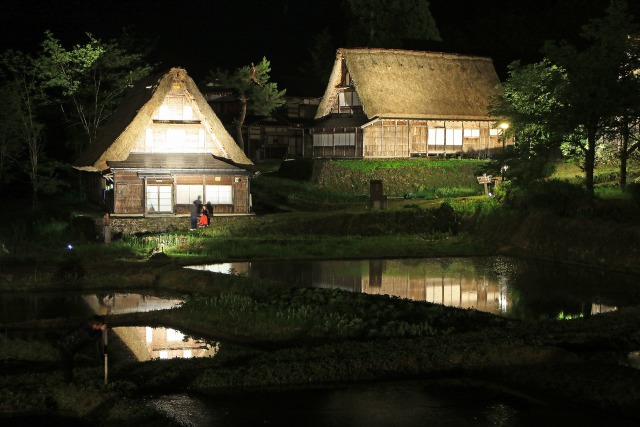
[{"left": 495, "top": 179, "right": 588, "bottom": 216}]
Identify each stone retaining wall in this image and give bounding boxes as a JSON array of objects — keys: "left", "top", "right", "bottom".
[{"left": 94, "top": 214, "right": 254, "bottom": 237}]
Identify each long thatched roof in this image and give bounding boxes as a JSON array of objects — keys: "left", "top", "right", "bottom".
[
  {"left": 315, "top": 48, "right": 501, "bottom": 121},
  {"left": 74, "top": 67, "right": 252, "bottom": 172}
]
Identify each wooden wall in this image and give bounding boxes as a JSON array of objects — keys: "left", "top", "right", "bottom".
[
  {"left": 114, "top": 172, "right": 144, "bottom": 214},
  {"left": 111, "top": 171, "right": 251, "bottom": 215},
  {"left": 362, "top": 119, "right": 507, "bottom": 158}
]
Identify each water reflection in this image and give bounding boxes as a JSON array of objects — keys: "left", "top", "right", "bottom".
[
  {"left": 187, "top": 257, "right": 640, "bottom": 321},
  {"left": 147, "top": 380, "right": 629, "bottom": 427},
  {"left": 84, "top": 293, "right": 183, "bottom": 315},
  {"left": 112, "top": 326, "right": 218, "bottom": 361},
  {"left": 0, "top": 293, "right": 184, "bottom": 323}
]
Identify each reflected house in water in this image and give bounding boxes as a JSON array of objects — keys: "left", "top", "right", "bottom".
[
  {"left": 112, "top": 326, "right": 218, "bottom": 361},
  {"left": 362, "top": 260, "right": 504, "bottom": 313},
  {"left": 190, "top": 258, "right": 511, "bottom": 316},
  {"left": 189, "top": 258, "right": 626, "bottom": 321},
  {"left": 83, "top": 293, "right": 183, "bottom": 315},
  {"left": 83, "top": 293, "right": 217, "bottom": 361}
]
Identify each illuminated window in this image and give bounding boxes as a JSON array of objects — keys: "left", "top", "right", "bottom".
[
  {"left": 338, "top": 90, "right": 361, "bottom": 107},
  {"left": 166, "top": 328, "right": 184, "bottom": 342},
  {"left": 464, "top": 129, "right": 480, "bottom": 138},
  {"left": 176, "top": 185, "right": 203, "bottom": 204},
  {"left": 159, "top": 350, "right": 169, "bottom": 359},
  {"left": 428, "top": 128, "right": 462, "bottom": 146},
  {"left": 146, "top": 327, "right": 153, "bottom": 343},
  {"left": 206, "top": 185, "right": 233, "bottom": 204},
  {"left": 313, "top": 133, "right": 355, "bottom": 146},
  {"left": 146, "top": 185, "right": 172, "bottom": 212}
]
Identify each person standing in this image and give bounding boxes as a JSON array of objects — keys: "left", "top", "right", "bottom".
[
  {"left": 206, "top": 201, "right": 213, "bottom": 225},
  {"left": 189, "top": 200, "right": 200, "bottom": 230},
  {"left": 198, "top": 205, "right": 209, "bottom": 227}
]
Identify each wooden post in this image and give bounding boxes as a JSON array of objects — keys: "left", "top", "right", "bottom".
[
  {"left": 103, "top": 328, "right": 108, "bottom": 385},
  {"left": 103, "top": 213, "right": 111, "bottom": 244},
  {"left": 477, "top": 175, "right": 492, "bottom": 196}
]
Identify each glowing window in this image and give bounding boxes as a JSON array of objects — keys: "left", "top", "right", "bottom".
[
  {"left": 166, "top": 328, "right": 184, "bottom": 342},
  {"left": 176, "top": 185, "right": 203, "bottom": 204},
  {"left": 205, "top": 185, "right": 233, "bottom": 204}
]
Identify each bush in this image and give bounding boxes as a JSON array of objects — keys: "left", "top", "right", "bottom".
[
  {"left": 625, "top": 183, "right": 640, "bottom": 206},
  {"left": 276, "top": 158, "right": 314, "bottom": 180},
  {"left": 495, "top": 179, "right": 588, "bottom": 216}
]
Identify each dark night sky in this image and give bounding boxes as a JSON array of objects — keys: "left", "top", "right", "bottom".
[{"left": 2, "top": 0, "right": 640, "bottom": 94}]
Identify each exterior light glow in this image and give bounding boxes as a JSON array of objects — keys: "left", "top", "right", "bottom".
[{"left": 499, "top": 122, "right": 509, "bottom": 151}]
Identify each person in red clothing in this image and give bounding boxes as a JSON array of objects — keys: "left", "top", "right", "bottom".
[{"left": 198, "top": 205, "right": 209, "bottom": 227}]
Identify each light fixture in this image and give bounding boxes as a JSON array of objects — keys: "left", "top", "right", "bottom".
[{"left": 499, "top": 122, "right": 509, "bottom": 151}]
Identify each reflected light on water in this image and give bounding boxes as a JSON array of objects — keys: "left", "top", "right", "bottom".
[
  {"left": 591, "top": 303, "right": 617, "bottom": 315},
  {"left": 628, "top": 351, "right": 640, "bottom": 370},
  {"left": 186, "top": 257, "right": 632, "bottom": 321},
  {"left": 113, "top": 326, "right": 218, "bottom": 361},
  {"left": 84, "top": 293, "right": 183, "bottom": 316},
  {"left": 187, "top": 260, "right": 511, "bottom": 316},
  {"left": 498, "top": 284, "right": 508, "bottom": 314}
]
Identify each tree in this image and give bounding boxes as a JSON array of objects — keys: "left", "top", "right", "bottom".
[
  {"left": 490, "top": 59, "right": 570, "bottom": 159},
  {"left": 346, "top": 0, "right": 441, "bottom": 48},
  {"left": 542, "top": 0, "right": 640, "bottom": 197},
  {"left": 0, "top": 51, "right": 47, "bottom": 209},
  {"left": 493, "top": 1, "right": 640, "bottom": 197},
  {"left": 37, "top": 31, "right": 153, "bottom": 158},
  {"left": 207, "top": 57, "right": 286, "bottom": 152},
  {"left": 0, "top": 80, "right": 24, "bottom": 190},
  {"left": 300, "top": 28, "right": 338, "bottom": 92}
]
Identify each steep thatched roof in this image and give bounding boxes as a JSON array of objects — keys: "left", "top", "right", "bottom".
[
  {"left": 315, "top": 48, "right": 501, "bottom": 121},
  {"left": 74, "top": 67, "right": 252, "bottom": 172},
  {"left": 107, "top": 153, "right": 253, "bottom": 173}
]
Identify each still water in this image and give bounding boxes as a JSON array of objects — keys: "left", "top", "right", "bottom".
[
  {"left": 0, "top": 292, "right": 183, "bottom": 323},
  {"left": 3, "top": 257, "right": 639, "bottom": 426},
  {"left": 187, "top": 256, "right": 640, "bottom": 321},
  {"left": 147, "top": 381, "right": 633, "bottom": 427}
]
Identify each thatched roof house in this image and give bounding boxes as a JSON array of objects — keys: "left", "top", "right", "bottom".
[
  {"left": 75, "top": 68, "right": 252, "bottom": 172},
  {"left": 312, "top": 48, "right": 509, "bottom": 158},
  {"left": 74, "top": 67, "right": 254, "bottom": 222}
]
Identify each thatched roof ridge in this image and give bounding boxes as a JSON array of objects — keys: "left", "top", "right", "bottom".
[
  {"left": 107, "top": 153, "right": 253, "bottom": 173},
  {"left": 315, "top": 48, "right": 501, "bottom": 121},
  {"left": 74, "top": 67, "right": 252, "bottom": 172}
]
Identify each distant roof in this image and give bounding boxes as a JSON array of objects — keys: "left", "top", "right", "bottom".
[
  {"left": 312, "top": 113, "right": 370, "bottom": 130},
  {"left": 315, "top": 48, "right": 501, "bottom": 121},
  {"left": 74, "top": 68, "right": 253, "bottom": 172},
  {"left": 107, "top": 153, "right": 252, "bottom": 173}
]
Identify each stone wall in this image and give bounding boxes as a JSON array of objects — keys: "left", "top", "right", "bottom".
[
  {"left": 94, "top": 214, "right": 254, "bottom": 237},
  {"left": 97, "top": 216, "right": 189, "bottom": 237}
]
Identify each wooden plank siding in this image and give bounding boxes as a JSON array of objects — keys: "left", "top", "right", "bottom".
[
  {"left": 312, "top": 127, "right": 363, "bottom": 158},
  {"left": 232, "top": 176, "right": 249, "bottom": 213},
  {"left": 110, "top": 171, "right": 250, "bottom": 216},
  {"left": 360, "top": 119, "right": 504, "bottom": 158},
  {"left": 115, "top": 182, "right": 144, "bottom": 214}
]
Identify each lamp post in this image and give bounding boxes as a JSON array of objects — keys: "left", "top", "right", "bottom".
[
  {"left": 499, "top": 122, "right": 509, "bottom": 152},
  {"left": 500, "top": 165, "right": 509, "bottom": 182}
]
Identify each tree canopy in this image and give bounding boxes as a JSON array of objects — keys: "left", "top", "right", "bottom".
[
  {"left": 491, "top": 0, "right": 640, "bottom": 195},
  {"left": 207, "top": 57, "right": 286, "bottom": 152},
  {"left": 346, "top": 0, "right": 441, "bottom": 48},
  {"left": 0, "top": 30, "right": 153, "bottom": 204},
  {"left": 37, "top": 31, "right": 153, "bottom": 157}
]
